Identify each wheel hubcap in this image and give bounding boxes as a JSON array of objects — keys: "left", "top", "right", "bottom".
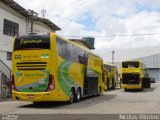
[{"left": 70, "top": 91, "right": 73, "bottom": 101}]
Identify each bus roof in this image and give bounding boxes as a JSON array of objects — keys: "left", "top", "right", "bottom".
[
  {"left": 104, "top": 62, "right": 116, "bottom": 67},
  {"left": 15, "top": 33, "right": 102, "bottom": 60},
  {"left": 121, "top": 59, "right": 143, "bottom": 63}
]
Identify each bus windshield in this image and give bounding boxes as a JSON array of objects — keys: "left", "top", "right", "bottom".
[
  {"left": 14, "top": 34, "right": 50, "bottom": 51},
  {"left": 122, "top": 61, "right": 139, "bottom": 68}
]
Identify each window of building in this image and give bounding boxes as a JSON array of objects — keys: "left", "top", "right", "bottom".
[
  {"left": 7, "top": 52, "right": 12, "bottom": 60},
  {"left": 3, "top": 19, "right": 19, "bottom": 37}
]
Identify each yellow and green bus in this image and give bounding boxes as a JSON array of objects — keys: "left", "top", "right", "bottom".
[
  {"left": 12, "top": 33, "right": 104, "bottom": 103},
  {"left": 103, "top": 62, "right": 118, "bottom": 90},
  {"left": 120, "top": 60, "right": 150, "bottom": 91}
]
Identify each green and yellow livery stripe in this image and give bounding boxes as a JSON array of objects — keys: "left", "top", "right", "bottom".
[{"left": 57, "top": 61, "right": 78, "bottom": 96}]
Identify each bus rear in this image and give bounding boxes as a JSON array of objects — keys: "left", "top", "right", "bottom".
[
  {"left": 12, "top": 33, "right": 58, "bottom": 101},
  {"left": 120, "top": 61, "right": 142, "bottom": 90}
]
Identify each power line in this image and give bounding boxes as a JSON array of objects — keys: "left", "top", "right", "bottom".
[{"left": 63, "top": 32, "right": 160, "bottom": 37}]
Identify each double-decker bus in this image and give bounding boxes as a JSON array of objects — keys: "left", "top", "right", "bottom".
[
  {"left": 103, "top": 62, "right": 118, "bottom": 90},
  {"left": 120, "top": 60, "right": 150, "bottom": 91},
  {"left": 12, "top": 33, "right": 104, "bottom": 104}
]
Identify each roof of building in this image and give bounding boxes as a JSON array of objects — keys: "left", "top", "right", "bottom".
[
  {"left": 0, "top": 0, "right": 61, "bottom": 31},
  {"left": 104, "top": 45, "right": 160, "bottom": 62}
]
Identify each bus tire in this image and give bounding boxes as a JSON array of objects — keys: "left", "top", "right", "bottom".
[
  {"left": 146, "top": 82, "right": 151, "bottom": 88},
  {"left": 107, "top": 80, "right": 110, "bottom": 90},
  {"left": 147, "top": 79, "right": 151, "bottom": 88},
  {"left": 98, "top": 86, "right": 102, "bottom": 95},
  {"left": 112, "top": 83, "right": 116, "bottom": 89},
  {"left": 75, "top": 88, "right": 81, "bottom": 102},
  {"left": 68, "top": 88, "right": 75, "bottom": 104},
  {"left": 124, "top": 88, "right": 128, "bottom": 92},
  {"left": 114, "top": 83, "right": 116, "bottom": 88}
]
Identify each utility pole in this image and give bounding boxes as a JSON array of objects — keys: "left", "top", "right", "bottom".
[
  {"left": 112, "top": 50, "right": 114, "bottom": 64},
  {"left": 41, "top": 9, "right": 46, "bottom": 18},
  {"left": 28, "top": 9, "right": 38, "bottom": 33}
]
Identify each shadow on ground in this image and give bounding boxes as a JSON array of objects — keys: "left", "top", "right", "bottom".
[
  {"left": 108, "top": 87, "right": 121, "bottom": 91},
  {"left": 18, "top": 94, "right": 116, "bottom": 109},
  {"left": 142, "top": 87, "right": 155, "bottom": 92},
  {"left": 123, "top": 86, "right": 155, "bottom": 93}
]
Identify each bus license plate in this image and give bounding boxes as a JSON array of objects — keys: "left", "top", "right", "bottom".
[{"left": 27, "top": 94, "right": 35, "bottom": 98}]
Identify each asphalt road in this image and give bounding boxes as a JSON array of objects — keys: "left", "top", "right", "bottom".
[{"left": 0, "top": 82, "right": 160, "bottom": 120}]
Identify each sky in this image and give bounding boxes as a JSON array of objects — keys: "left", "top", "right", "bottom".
[{"left": 14, "top": 0, "right": 160, "bottom": 59}]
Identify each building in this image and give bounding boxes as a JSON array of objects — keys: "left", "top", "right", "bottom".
[
  {"left": 0, "top": 0, "right": 61, "bottom": 68},
  {"left": 0, "top": 0, "right": 61, "bottom": 99},
  {"left": 104, "top": 46, "right": 160, "bottom": 81}
]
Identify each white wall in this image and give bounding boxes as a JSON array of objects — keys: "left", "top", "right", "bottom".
[
  {"left": 0, "top": 1, "right": 55, "bottom": 69},
  {"left": 0, "top": 1, "right": 27, "bottom": 52},
  {"left": 0, "top": 50, "right": 11, "bottom": 68},
  {"left": 148, "top": 68, "right": 160, "bottom": 81},
  {"left": 33, "top": 21, "right": 55, "bottom": 33}
]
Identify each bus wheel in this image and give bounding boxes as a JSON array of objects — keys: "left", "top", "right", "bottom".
[
  {"left": 98, "top": 86, "right": 102, "bottom": 95},
  {"left": 114, "top": 83, "right": 116, "bottom": 89},
  {"left": 68, "top": 89, "right": 74, "bottom": 104},
  {"left": 124, "top": 88, "right": 128, "bottom": 92},
  {"left": 107, "top": 80, "right": 110, "bottom": 90},
  {"left": 75, "top": 88, "right": 81, "bottom": 102}
]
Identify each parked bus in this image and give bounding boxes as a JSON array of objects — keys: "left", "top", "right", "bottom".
[
  {"left": 103, "top": 62, "right": 118, "bottom": 90},
  {"left": 120, "top": 60, "right": 150, "bottom": 91},
  {"left": 12, "top": 33, "right": 104, "bottom": 103}
]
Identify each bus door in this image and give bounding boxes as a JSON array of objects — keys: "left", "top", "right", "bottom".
[{"left": 83, "top": 54, "right": 99, "bottom": 96}]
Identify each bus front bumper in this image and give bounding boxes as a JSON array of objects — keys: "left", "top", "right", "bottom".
[{"left": 121, "top": 84, "right": 142, "bottom": 89}]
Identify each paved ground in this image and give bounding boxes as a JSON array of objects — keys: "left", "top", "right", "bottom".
[{"left": 0, "top": 82, "right": 160, "bottom": 115}]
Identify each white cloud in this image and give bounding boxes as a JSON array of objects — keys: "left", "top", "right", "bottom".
[{"left": 14, "top": 0, "right": 160, "bottom": 59}]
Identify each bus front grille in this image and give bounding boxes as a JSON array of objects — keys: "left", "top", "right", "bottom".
[
  {"left": 16, "top": 62, "right": 47, "bottom": 70},
  {"left": 122, "top": 73, "right": 140, "bottom": 84}
]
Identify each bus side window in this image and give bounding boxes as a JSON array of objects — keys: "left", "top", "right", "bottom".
[
  {"left": 72, "top": 45, "right": 78, "bottom": 63},
  {"left": 65, "top": 42, "right": 73, "bottom": 61},
  {"left": 56, "top": 37, "right": 66, "bottom": 58},
  {"left": 78, "top": 48, "right": 87, "bottom": 65}
]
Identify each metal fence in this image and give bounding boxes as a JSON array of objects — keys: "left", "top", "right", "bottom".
[{"left": 0, "top": 60, "right": 12, "bottom": 100}]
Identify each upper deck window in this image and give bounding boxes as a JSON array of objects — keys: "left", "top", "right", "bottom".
[
  {"left": 122, "top": 61, "right": 139, "bottom": 68},
  {"left": 56, "top": 37, "right": 88, "bottom": 64}
]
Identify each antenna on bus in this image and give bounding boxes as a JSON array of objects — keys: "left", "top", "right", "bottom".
[{"left": 41, "top": 9, "right": 46, "bottom": 18}]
